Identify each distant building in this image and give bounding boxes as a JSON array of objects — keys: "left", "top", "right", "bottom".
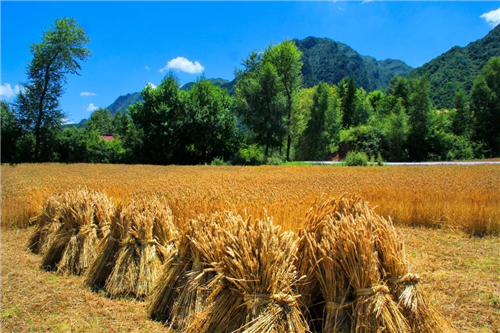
[{"left": 101, "top": 134, "right": 114, "bottom": 141}]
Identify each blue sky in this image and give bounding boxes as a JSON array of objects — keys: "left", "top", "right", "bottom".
[{"left": 1, "top": 1, "right": 499, "bottom": 123}]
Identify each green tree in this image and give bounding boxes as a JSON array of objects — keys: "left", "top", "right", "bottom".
[
  {"left": 297, "top": 83, "right": 338, "bottom": 160},
  {"left": 383, "top": 98, "right": 409, "bottom": 161},
  {"left": 1, "top": 102, "right": 22, "bottom": 162},
  {"left": 471, "top": 57, "right": 500, "bottom": 156},
  {"left": 129, "top": 74, "right": 187, "bottom": 164},
  {"left": 264, "top": 40, "right": 303, "bottom": 161},
  {"left": 352, "top": 87, "right": 372, "bottom": 126},
  {"left": 451, "top": 90, "right": 472, "bottom": 137},
  {"left": 236, "top": 52, "right": 286, "bottom": 156},
  {"left": 338, "top": 77, "right": 357, "bottom": 128},
  {"left": 85, "top": 108, "right": 114, "bottom": 135},
  {"left": 16, "top": 17, "right": 90, "bottom": 161},
  {"left": 187, "top": 78, "right": 239, "bottom": 163},
  {"left": 386, "top": 76, "right": 410, "bottom": 109},
  {"left": 407, "top": 76, "right": 433, "bottom": 161}
]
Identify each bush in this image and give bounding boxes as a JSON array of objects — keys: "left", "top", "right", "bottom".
[
  {"left": 210, "top": 157, "right": 227, "bottom": 166},
  {"left": 230, "top": 144, "right": 266, "bottom": 165},
  {"left": 344, "top": 151, "right": 369, "bottom": 166},
  {"left": 266, "top": 156, "right": 283, "bottom": 165}
]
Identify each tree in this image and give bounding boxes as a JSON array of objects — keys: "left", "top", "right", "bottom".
[
  {"left": 85, "top": 108, "right": 114, "bottom": 135},
  {"left": 264, "top": 40, "right": 303, "bottom": 160},
  {"left": 16, "top": 17, "right": 90, "bottom": 161},
  {"left": 129, "top": 74, "right": 187, "bottom": 164},
  {"left": 236, "top": 52, "right": 286, "bottom": 156},
  {"left": 386, "top": 76, "right": 410, "bottom": 110},
  {"left": 187, "top": 78, "right": 239, "bottom": 163},
  {"left": 338, "top": 77, "right": 357, "bottom": 128},
  {"left": 1, "top": 102, "right": 21, "bottom": 162},
  {"left": 407, "top": 76, "right": 433, "bottom": 161},
  {"left": 471, "top": 57, "right": 500, "bottom": 156},
  {"left": 383, "top": 98, "right": 409, "bottom": 161},
  {"left": 451, "top": 90, "right": 472, "bottom": 137}
]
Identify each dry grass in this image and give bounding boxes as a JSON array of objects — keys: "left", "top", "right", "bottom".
[{"left": 2, "top": 163, "right": 499, "bottom": 235}]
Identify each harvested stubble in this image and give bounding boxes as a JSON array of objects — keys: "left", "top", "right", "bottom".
[
  {"left": 101, "top": 197, "right": 179, "bottom": 299},
  {"left": 35, "top": 188, "right": 114, "bottom": 275},
  {"left": 300, "top": 195, "right": 454, "bottom": 333}
]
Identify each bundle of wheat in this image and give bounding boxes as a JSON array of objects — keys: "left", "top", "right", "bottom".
[
  {"left": 27, "top": 193, "right": 64, "bottom": 254},
  {"left": 196, "top": 215, "right": 309, "bottom": 333},
  {"left": 104, "top": 197, "right": 178, "bottom": 299},
  {"left": 86, "top": 207, "right": 125, "bottom": 291},
  {"left": 40, "top": 188, "right": 114, "bottom": 275},
  {"left": 167, "top": 213, "right": 231, "bottom": 330},
  {"left": 372, "top": 211, "right": 456, "bottom": 333},
  {"left": 295, "top": 194, "right": 368, "bottom": 328}
]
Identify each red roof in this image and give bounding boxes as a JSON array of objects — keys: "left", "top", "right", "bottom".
[{"left": 101, "top": 135, "right": 114, "bottom": 141}]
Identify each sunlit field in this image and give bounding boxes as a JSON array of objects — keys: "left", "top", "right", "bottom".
[
  {"left": 1, "top": 163, "right": 500, "bottom": 332},
  {"left": 2, "top": 163, "right": 499, "bottom": 235}
]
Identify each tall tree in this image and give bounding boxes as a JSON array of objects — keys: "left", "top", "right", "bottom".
[
  {"left": 383, "top": 98, "right": 409, "bottom": 161},
  {"left": 451, "top": 90, "right": 472, "bottom": 137},
  {"left": 297, "top": 83, "right": 340, "bottom": 160},
  {"left": 1, "top": 102, "right": 21, "bottom": 162},
  {"left": 264, "top": 40, "right": 303, "bottom": 160},
  {"left": 187, "top": 78, "right": 239, "bottom": 163},
  {"left": 407, "top": 76, "right": 433, "bottom": 161},
  {"left": 236, "top": 52, "right": 286, "bottom": 156},
  {"left": 85, "top": 108, "right": 114, "bottom": 135},
  {"left": 338, "top": 77, "right": 357, "bottom": 128},
  {"left": 16, "top": 17, "right": 90, "bottom": 161},
  {"left": 471, "top": 57, "right": 500, "bottom": 156}
]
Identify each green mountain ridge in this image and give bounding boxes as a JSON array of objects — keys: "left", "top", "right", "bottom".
[
  {"left": 409, "top": 25, "right": 500, "bottom": 109},
  {"left": 295, "top": 36, "right": 413, "bottom": 91}
]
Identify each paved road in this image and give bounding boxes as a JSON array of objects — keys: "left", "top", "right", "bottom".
[{"left": 305, "top": 161, "right": 500, "bottom": 166}]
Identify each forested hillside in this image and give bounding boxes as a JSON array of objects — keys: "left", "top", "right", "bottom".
[{"left": 409, "top": 25, "right": 500, "bottom": 109}]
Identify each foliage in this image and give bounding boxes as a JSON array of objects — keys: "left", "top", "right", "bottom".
[
  {"left": 343, "top": 151, "right": 369, "bottom": 166},
  {"left": 15, "top": 17, "right": 90, "bottom": 161},
  {"left": 1, "top": 102, "right": 22, "bottom": 163},
  {"left": 296, "top": 83, "right": 340, "bottom": 160},
  {"left": 409, "top": 25, "right": 500, "bottom": 108},
  {"left": 229, "top": 144, "right": 266, "bottom": 165},
  {"left": 407, "top": 76, "right": 433, "bottom": 161},
  {"left": 294, "top": 37, "right": 412, "bottom": 91},
  {"left": 470, "top": 57, "right": 500, "bottom": 157},
  {"left": 210, "top": 157, "right": 228, "bottom": 166},
  {"left": 85, "top": 108, "right": 114, "bottom": 135},
  {"left": 340, "top": 125, "right": 383, "bottom": 158}
]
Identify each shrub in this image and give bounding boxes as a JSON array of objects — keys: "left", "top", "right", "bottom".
[
  {"left": 266, "top": 156, "right": 283, "bottom": 165},
  {"left": 344, "top": 151, "right": 368, "bottom": 166},
  {"left": 210, "top": 157, "right": 227, "bottom": 166},
  {"left": 230, "top": 144, "right": 266, "bottom": 165}
]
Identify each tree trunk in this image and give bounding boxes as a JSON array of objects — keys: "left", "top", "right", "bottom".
[
  {"left": 286, "top": 93, "right": 292, "bottom": 161},
  {"left": 34, "top": 63, "right": 53, "bottom": 161}
]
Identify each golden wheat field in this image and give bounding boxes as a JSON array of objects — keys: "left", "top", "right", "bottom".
[
  {"left": 2, "top": 163, "right": 499, "bottom": 235},
  {"left": 1, "top": 163, "right": 500, "bottom": 332}
]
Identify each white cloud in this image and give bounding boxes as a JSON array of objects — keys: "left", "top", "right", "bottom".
[
  {"left": 362, "top": 0, "right": 374, "bottom": 4},
  {"left": 87, "top": 103, "right": 99, "bottom": 112},
  {"left": 481, "top": 8, "right": 500, "bottom": 28},
  {"left": 62, "top": 118, "right": 75, "bottom": 125},
  {"left": 160, "top": 57, "right": 204, "bottom": 74},
  {"left": 0, "top": 83, "right": 21, "bottom": 100},
  {"left": 145, "top": 66, "right": 151, "bottom": 71},
  {"left": 80, "top": 91, "right": 96, "bottom": 96},
  {"left": 146, "top": 82, "right": 157, "bottom": 89}
]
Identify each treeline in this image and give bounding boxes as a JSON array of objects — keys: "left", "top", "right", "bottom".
[{"left": 2, "top": 41, "right": 499, "bottom": 165}]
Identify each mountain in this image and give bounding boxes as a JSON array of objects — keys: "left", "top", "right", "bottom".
[
  {"left": 103, "top": 37, "right": 414, "bottom": 116},
  {"left": 294, "top": 37, "right": 413, "bottom": 91},
  {"left": 409, "top": 25, "right": 500, "bottom": 109},
  {"left": 181, "top": 78, "right": 230, "bottom": 91},
  {"left": 106, "top": 92, "right": 142, "bottom": 115}
]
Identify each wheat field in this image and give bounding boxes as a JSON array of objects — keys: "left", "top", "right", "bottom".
[{"left": 2, "top": 163, "right": 499, "bottom": 235}]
